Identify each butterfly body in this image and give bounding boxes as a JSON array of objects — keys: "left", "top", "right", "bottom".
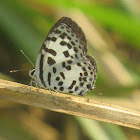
[{"left": 29, "top": 17, "right": 97, "bottom": 95}]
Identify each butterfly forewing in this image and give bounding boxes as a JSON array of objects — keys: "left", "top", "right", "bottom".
[{"left": 32, "top": 17, "right": 97, "bottom": 95}]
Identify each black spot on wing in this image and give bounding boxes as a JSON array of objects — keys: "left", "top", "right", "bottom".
[
  {"left": 80, "top": 73, "right": 82, "bottom": 76},
  {"left": 90, "top": 72, "right": 93, "bottom": 75},
  {"left": 67, "top": 60, "right": 72, "bottom": 64},
  {"left": 87, "top": 84, "right": 92, "bottom": 89},
  {"left": 84, "top": 72, "right": 88, "bottom": 76},
  {"left": 74, "top": 47, "right": 78, "bottom": 53},
  {"left": 88, "top": 67, "right": 91, "bottom": 70},
  {"left": 51, "top": 37, "right": 57, "bottom": 42},
  {"left": 83, "top": 77, "right": 87, "bottom": 81},
  {"left": 58, "top": 81, "right": 63, "bottom": 86},
  {"left": 63, "top": 51, "right": 70, "bottom": 58},
  {"left": 53, "top": 29, "right": 61, "bottom": 34},
  {"left": 56, "top": 77, "right": 60, "bottom": 81},
  {"left": 89, "top": 78, "right": 93, "bottom": 81},
  {"left": 77, "top": 63, "right": 81, "bottom": 66},
  {"left": 60, "top": 87, "right": 64, "bottom": 91},
  {"left": 61, "top": 26, "right": 64, "bottom": 29},
  {"left": 75, "top": 86, "right": 78, "bottom": 91},
  {"left": 69, "top": 91, "right": 73, "bottom": 93},
  {"left": 53, "top": 67, "right": 57, "bottom": 73},
  {"left": 60, "top": 41, "right": 67, "bottom": 46},
  {"left": 67, "top": 30, "right": 70, "bottom": 33},
  {"left": 67, "top": 43, "right": 72, "bottom": 49},
  {"left": 71, "top": 41, "right": 75, "bottom": 46},
  {"left": 65, "top": 65, "right": 71, "bottom": 70},
  {"left": 60, "top": 72, "right": 65, "bottom": 79},
  {"left": 42, "top": 44, "right": 56, "bottom": 56},
  {"left": 62, "top": 62, "right": 66, "bottom": 67},
  {"left": 47, "top": 57, "right": 56, "bottom": 66},
  {"left": 68, "top": 80, "right": 76, "bottom": 90},
  {"left": 80, "top": 82, "right": 84, "bottom": 86},
  {"left": 59, "top": 32, "right": 67, "bottom": 39},
  {"left": 82, "top": 67, "right": 86, "bottom": 71},
  {"left": 67, "top": 36, "right": 71, "bottom": 40},
  {"left": 46, "top": 37, "right": 56, "bottom": 42},
  {"left": 79, "top": 77, "right": 82, "bottom": 81},
  {"left": 75, "top": 54, "right": 78, "bottom": 58}
]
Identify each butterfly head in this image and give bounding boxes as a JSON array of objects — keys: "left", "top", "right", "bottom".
[{"left": 29, "top": 69, "right": 36, "bottom": 81}]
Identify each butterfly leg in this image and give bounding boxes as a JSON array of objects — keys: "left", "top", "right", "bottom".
[
  {"left": 48, "top": 87, "right": 55, "bottom": 101},
  {"left": 34, "top": 82, "right": 39, "bottom": 96},
  {"left": 29, "top": 79, "right": 33, "bottom": 88},
  {"left": 29, "top": 79, "right": 39, "bottom": 96}
]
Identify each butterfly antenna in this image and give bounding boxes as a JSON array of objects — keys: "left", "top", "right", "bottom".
[
  {"left": 10, "top": 69, "right": 30, "bottom": 73},
  {"left": 20, "top": 50, "right": 35, "bottom": 68}
]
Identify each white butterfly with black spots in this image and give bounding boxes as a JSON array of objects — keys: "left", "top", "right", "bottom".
[{"left": 29, "top": 17, "right": 97, "bottom": 95}]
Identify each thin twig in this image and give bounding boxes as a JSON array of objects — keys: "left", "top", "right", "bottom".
[{"left": 0, "top": 79, "right": 140, "bottom": 130}]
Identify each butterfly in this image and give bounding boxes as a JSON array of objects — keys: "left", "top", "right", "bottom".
[{"left": 29, "top": 17, "right": 97, "bottom": 96}]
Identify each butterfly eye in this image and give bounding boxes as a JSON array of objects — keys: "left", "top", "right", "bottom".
[{"left": 29, "top": 69, "right": 35, "bottom": 77}]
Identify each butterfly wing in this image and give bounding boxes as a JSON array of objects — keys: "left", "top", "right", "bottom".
[{"left": 34, "top": 17, "right": 97, "bottom": 95}]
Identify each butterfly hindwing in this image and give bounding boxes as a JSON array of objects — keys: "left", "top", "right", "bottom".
[{"left": 50, "top": 58, "right": 97, "bottom": 95}]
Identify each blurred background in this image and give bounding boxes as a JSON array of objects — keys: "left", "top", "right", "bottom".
[{"left": 0, "top": 0, "right": 140, "bottom": 140}]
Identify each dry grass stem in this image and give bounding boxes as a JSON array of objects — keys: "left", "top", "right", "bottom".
[{"left": 0, "top": 79, "right": 140, "bottom": 130}]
